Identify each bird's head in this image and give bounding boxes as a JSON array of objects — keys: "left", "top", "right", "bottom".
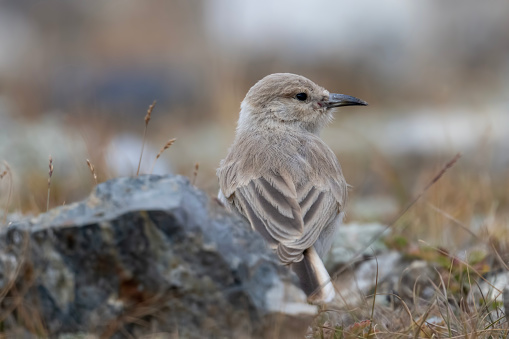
[{"left": 238, "top": 73, "right": 367, "bottom": 134}]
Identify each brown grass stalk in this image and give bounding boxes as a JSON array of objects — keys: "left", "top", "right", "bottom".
[
  {"left": 100, "top": 293, "right": 169, "bottom": 339},
  {"left": 86, "top": 159, "right": 98, "bottom": 185},
  {"left": 192, "top": 163, "right": 199, "bottom": 186},
  {"left": 150, "top": 138, "right": 176, "bottom": 174},
  {"left": 435, "top": 267, "right": 454, "bottom": 336},
  {"left": 426, "top": 202, "right": 478, "bottom": 239},
  {"left": 420, "top": 240, "right": 503, "bottom": 294},
  {"left": 136, "top": 100, "right": 157, "bottom": 176},
  {"left": 46, "top": 155, "right": 53, "bottom": 212},
  {"left": 333, "top": 153, "right": 462, "bottom": 281},
  {"left": 368, "top": 255, "right": 379, "bottom": 336},
  {"left": 1, "top": 161, "right": 13, "bottom": 225},
  {"left": 490, "top": 241, "right": 509, "bottom": 272}
]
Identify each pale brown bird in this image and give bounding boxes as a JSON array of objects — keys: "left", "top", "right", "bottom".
[{"left": 217, "top": 73, "right": 367, "bottom": 303}]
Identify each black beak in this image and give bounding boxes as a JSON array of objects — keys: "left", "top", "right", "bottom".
[{"left": 325, "top": 93, "right": 368, "bottom": 108}]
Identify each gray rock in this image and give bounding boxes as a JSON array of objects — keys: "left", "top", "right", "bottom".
[
  {"left": 0, "top": 175, "right": 316, "bottom": 338},
  {"left": 325, "top": 222, "right": 390, "bottom": 270},
  {"left": 477, "top": 271, "right": 509, "bottom": 303},
  {"left": 333, "top": 251, "right": 403, "bottom": 306}
]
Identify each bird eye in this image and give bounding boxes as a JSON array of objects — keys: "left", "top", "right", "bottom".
[{"left": 295, "top": 93, "right": 307, "bottom": 101}]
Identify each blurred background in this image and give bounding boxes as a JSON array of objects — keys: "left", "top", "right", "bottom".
[{"left": 1, "top": 0, "right": 508, "bottom": 248}]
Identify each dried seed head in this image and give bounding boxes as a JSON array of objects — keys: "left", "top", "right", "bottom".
[
  {"left": 156, "top": 138, "right": 177, "bottom": 160},
  {"left": 48, "top": 155, "right": 54, "bottom": 188},
  {"left": 48, "top": 155, "right": 54, "bottom": 178},
  {"left": 86, "top": 159, "right": 98, "bottom": 184},
  {"left": 138, "top": 100, "right": 157, "bottom": 176},
  {"left": 145, "top": 100, "right": 157, "bottom": 124},
  {"left": 192, "top": 162, "right": 199, "bottom": 185},
  {"left": 47, "top": 155, "right": 54, "bottom": 211}
]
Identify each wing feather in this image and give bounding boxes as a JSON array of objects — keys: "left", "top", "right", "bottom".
[
  {"left": 236, "top": 177, "right": 304, "bottom": 242},
  {"left": 253, "top": 177, "right": 298, "bottom": 218}
]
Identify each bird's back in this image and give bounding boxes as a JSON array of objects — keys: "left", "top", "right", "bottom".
[{"left": 218, "top": 129, "right": 347, "bottom": 262}]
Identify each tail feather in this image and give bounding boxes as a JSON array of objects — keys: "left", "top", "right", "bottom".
[{"left": 291, "top": 247, "right": 335, "bottom": 304}]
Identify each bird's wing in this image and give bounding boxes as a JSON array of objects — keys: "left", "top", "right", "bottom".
[
  {"left": 227, "top": 172, "right": 341, "bottom": 263},
  {"left": 234, "top": 173, "right": 304, "bottom": 244},
  {"left": 275, "top": 181, "right": 339, "bottom": 263}
]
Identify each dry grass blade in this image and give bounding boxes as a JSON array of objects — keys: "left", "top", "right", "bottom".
[
  {"left": 150, "top": 138, "right": 176, "bottom": 174},
  {"left": 464, "top": 263, "right": 480, "bottom": 326},
  {"left": 483, "top": 314, "right": 506, "bottom": 331},
  {"left": 0, "top": 231, "right": 46, "bottom": 337},
  {"left": 413, "top": 300, "right": 438, "bottom": 338},
  {"left": 136, "top": 100, "right": 157, "bottom": 176},
  {"left": 420, "top": 240, "right": 503, "bottom": 294},
  {"left": 1, "top": 161, "right": 13, "bottom": 225},
  {"left": 368, "top": 254, "right": 379, "bottom": 336},
  {"left": 426, "top": 202, "right": 478, "bottom": 239},
  {"left": 376, "top": 292, "right": 421, "bottom": 333},
  {"left": 192, "top": 162, "right": 199, "bottom": 185},
  {"left": 47, "top": 155, "right": 53, "bottom": 212},
  {"left": 100, "top": 293, "right": 169, "bottom": 339},
  {"left": 489, "top": 241, "right": 509, "bottom": 271},
  {"left": 435, "top": 267, "right": 453, "bottom": 336},
  {"left": 333, "top": 153, "right": 461, "bottom": 280},
  {"left": 86, "top": 159, "right": 98, "bottom": 185},
  {"left": 475, "top": 280, "right": 497, "bottom": 327},
  {"left": 504, "top": 287, "right": 509, "bottom": 325}
]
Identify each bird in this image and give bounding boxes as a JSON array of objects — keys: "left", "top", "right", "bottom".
[{"left": 217, "top": 73, "right": 367, "bottom": 303}]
